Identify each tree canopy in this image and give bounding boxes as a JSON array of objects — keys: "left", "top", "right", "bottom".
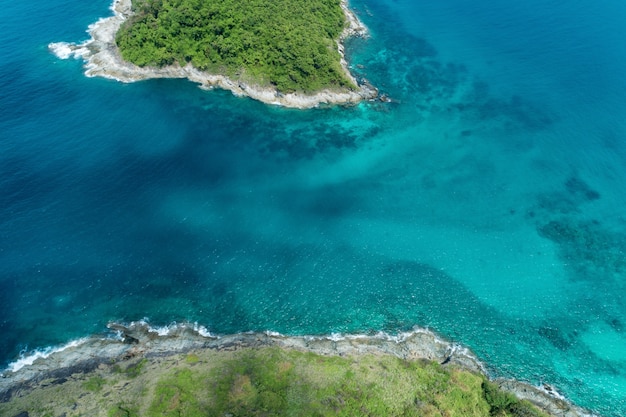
[{"left": 115, "top": 0, "right": 357, "bottom": 93}]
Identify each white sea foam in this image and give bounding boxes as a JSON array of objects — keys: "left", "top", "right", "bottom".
[
  {"left": 193, "top": 322, "right": 213, "bottom": 338},
  {"left": 6, "top": 338, "right": 88, "bottom": 373},
  {"left": 538, "top": 383, "right": 568, "bottom": 402},
  {"left": 109, "top": 329, "right": 125, "bottom": 341},
  {"left": 48, "top": 42, "right": 90, "bottom": 60},
  {"left": 156, "top": 326, "right": 172, "bottom": 336},
  {"left": 131, "top": 318, "right": 174, "bottom": 336},
  {"left": 48, "top": 42, "right": 74, "bottom": 59},
  {"left": 315, "top": 327, "right": 445, "bottom": 345},
  {"left": 124, "top": 319, "right": 215, "bottom": 338},
  {"left": 327, "top": 332, "right": 345, "bottom": 342}
]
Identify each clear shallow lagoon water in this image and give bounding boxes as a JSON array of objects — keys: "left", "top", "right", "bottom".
[{"left": 2, "top": 0, "right": 626, "bottom": 415}]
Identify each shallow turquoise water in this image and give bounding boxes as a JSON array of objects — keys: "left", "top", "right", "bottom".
[{"left": 1, "top": 0, "right": 626, "bottom": 415}]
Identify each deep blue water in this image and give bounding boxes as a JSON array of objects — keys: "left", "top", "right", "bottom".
[{"left": 2, "top": 0, "right": 626, "bottom": 415}]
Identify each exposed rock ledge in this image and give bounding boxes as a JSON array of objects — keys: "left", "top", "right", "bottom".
[
  {"left": 48, "top": 0, "right": 378, "bottom": 108},
  {"left": 0, "top": 322, "right": 597, "bottom": 417}
]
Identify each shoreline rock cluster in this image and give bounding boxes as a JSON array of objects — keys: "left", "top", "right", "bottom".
[
  {"left": 49, "top": 0, "right": 378, "bottom": 108},
  {"left": 1, "top": 322, "right": 596, "bottom": 417}
]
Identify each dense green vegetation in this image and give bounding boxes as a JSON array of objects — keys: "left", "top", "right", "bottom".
[
  {"left": 0, "top": 348, "right": 552, "bottom": 417},
  {"left": 116, "top": 0, "right": 357, "bottom": 93}
]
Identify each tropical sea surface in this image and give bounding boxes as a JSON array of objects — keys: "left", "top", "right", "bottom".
[{"left": 2, "top": 0, "right": 626, "bottom": 415}]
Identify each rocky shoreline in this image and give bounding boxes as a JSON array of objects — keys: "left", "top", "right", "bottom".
[
  {"left": 48, "top": 0, "right": 378, "bottom": 108},
  {"left": 0, "top": 322, "right": 596, "bottom": 417}
]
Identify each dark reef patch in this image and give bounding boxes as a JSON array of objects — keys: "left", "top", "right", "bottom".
[
  {"left": 537, "top": 326, "right": 573, "bottom": 351},
  {"left": 346, "top": 8, "right": 552, "bottom": 136},
  {"left": 528, "top": 175, "right": 601, "bottom": 220},
  {"left": 564, "top": 176, "right": 600, "bottom": 202},
  {"left": 263, "top": 123, "right": 361, "bottom": 159},
  {"left": 608, "top": 317, "right": 624, "bottom": 332},
  {"left": 538, "top": 219, "right": 626, "bottom": 279}
]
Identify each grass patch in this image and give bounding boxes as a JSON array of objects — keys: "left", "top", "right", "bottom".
[
  {"left": 112, "top": 358, "right": 148, "bottom": 378},
  {"left": 185, "top": 353, "right": 200, "bottom": 364},
  {"left": 83, "top": 375, "right": 107, "bottom": 392},
  {"left": 108, "top": 403, "right": 140, "bottom": 417},
  {"left": 148, "top": 368, "right": 209, "bottom": 417},
  {"left": 482, "top": 380, "right": 549, "bottom": 417}
]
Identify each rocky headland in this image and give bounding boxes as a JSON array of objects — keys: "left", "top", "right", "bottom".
[{"left": 0, "top": 322, "right": 597, "bottom": 417}]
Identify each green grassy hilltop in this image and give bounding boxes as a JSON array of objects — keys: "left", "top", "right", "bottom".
[
  {"left": 1, "top": 347, "right": 550, "bottom": 417},
  {"left": 115, "top": 0, "right": 357, "bottom": 93}
]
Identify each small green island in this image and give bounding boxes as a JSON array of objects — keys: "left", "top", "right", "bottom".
[
  {"left": 117, "top": 0, "right": 354, "bottom": 93},
  {"left": 49, "top": 0, "right": 378, "bottom": 107}
]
